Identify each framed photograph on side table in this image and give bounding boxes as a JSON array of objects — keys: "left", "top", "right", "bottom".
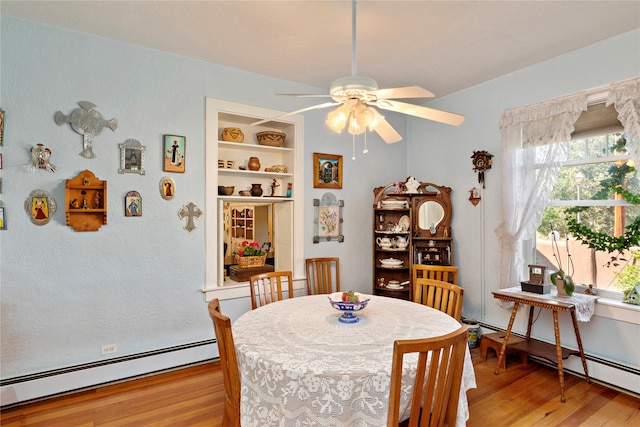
[{"left": 313, "top": 153, "right": 342, "bottom": 189}]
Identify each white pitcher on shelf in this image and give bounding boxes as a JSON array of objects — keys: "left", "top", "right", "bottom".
[
  {"left": 394, "top": 236, "right": 408, "bottom": 249},
  {"left": 376, "top": 237, "right": 393, "bottom": 249}
]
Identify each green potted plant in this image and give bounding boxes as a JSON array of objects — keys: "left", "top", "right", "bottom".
[
  {"left": 548, "top": 230, "right": 575, "bottom": 296},
  {"left": 613, "top": 248, "right": 640, "bottom": 305}
]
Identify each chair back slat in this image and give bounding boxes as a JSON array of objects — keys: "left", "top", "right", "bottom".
[
  {"left": 207, "top": 299, "right": 241, "bottom": 427},
  {"left": 249, "top": 271, "right": 294, "bottom": 310},
  {"left": 413, "top": 265, "right": 459, "bottom": 286},
  {"left": 414, "top": 278, "right": 464, "bottom": 321},
  {"left": 387, "top": 325, "right": 468, "bottom": 427},
  {"left": 305, "top": 258, "right": 340, "bottom": 295}
]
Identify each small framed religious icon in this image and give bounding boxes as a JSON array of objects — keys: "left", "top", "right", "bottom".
[
  {"left": 0, "top": 205, "right": 6, "bottom": 230},
  {"left": 119, "top": 139, "right": 146, "bottom": 175},
  {"left": 163, "top": 134, "right": 186, "bottom": 173},
  {"left": 125, "top": 191, "right": 142, "bottom": 217},
  {"left": 160, "top": 177, "right": 175, "bottom": 200},
  {"left": 24, "top": 189, "right": 56, "bottom": 226},
  {"left": 0, "top": 108, "right": 5, "bottom": 146}
]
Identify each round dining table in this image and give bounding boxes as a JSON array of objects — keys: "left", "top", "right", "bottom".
[{"left": 232, "top": 294, "right": 476, "bottom": 427}]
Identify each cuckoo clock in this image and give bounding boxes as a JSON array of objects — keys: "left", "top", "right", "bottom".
[{"left": 471, "top": 150, "right": 493, "bottom": 188}]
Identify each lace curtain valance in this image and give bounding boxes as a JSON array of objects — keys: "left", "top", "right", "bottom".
[
  {"left": 496, "top": 76, "right": 640, "bottom": 291},
  {"left": 607, "top": 77, "right": 640, "bottom": 166}
]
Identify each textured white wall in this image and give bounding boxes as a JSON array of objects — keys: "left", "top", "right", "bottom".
[
  {"left": 0, "top": 15, "right": 407, "bottom": 379},
  {"left": 407, "top": 29, "right": 640, "bottom": 369}
]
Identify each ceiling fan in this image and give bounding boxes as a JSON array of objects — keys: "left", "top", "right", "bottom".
[{"left": 251, "top": 0, "right": 464, "bottom": 144}]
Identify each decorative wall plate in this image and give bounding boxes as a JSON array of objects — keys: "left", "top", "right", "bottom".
[
  {"left": 24, "top": 189, "right": 56, "bottom": 225},
  {"left": 398, "top": 215, "right": 410, "bottom": 231}
]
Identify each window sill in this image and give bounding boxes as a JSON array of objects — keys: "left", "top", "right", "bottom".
[
  {"left": 571, "top": 285, "right": 639, "bottom": 325},
  {"left": 593, "top": 297, "right": 640, "bottom": 325}
]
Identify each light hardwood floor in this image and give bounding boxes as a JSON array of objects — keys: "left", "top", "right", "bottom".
[{"left": 2, "top": 349, "right": 638, "bottom": 426}]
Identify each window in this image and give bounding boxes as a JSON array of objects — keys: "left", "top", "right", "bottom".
[{"left": 535, "top": 105, "right": 639, "bottom": 291}]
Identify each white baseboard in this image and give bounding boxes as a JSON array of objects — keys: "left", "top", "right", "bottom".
[
  {"left": 0, "top": 341, "right": 218, "bottom": 407},
  {"left": 480, "top": 325, "right": 640, "bottom": 397}
]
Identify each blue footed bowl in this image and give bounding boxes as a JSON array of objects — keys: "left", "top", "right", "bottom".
[{"left": 328, "top": 292, "right": 371, "bottom": 323}]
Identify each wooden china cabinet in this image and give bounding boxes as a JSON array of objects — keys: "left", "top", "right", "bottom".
[{"left": 372, "top": 179, "right": 454, "bottom": 300}]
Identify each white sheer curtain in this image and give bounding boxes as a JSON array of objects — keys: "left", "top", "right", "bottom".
[
  {"left": 607, "top": 77, "right": 640, "bottom": 166},
  {"left": 495, "top": 93, "right": 588, "bottom": 289}
]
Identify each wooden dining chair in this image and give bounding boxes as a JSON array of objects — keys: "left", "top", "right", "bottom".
[
  {"left": 207, "top": 299, "right": 241, "bottom": 427},
  {"left": 305, "top": 257, "right": 340, "bottom": 295},
  {"left": 249, "top": 270, "right": 294, "bottom": 309},
  {"left": 413, "top": 278, "right": 464, "bottom": 321},
  {"left": 387, "top": 325, "right": 468, "bottom": 427},
  {"left": 412, "top": 264, "right": 459, "bottom": 285}
]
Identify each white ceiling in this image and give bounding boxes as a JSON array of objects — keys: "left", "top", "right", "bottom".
[{"left": 3, "top": 1, "right": 639, "bottom": 98}]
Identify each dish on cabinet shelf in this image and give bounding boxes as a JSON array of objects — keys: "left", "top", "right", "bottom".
[
  {"left": 381, "top": 200, "right": 408, "bottom": 208},
  {"left": 380, "top": 258, "right": 403, "bottom": 266},
  {"left": 398, "top": 215, "right": 410, "bottom": 232}
]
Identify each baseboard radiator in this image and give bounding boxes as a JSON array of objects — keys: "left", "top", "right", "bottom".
[
  {"left": 479, "top": 323, "right": 640, "bottom": 397},
  {"left": 0, "top": 340, "right": 218, "bottom": 408}
]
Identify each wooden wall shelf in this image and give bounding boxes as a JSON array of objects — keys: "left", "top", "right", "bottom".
[{"left": 65, "top": 170, "right": 107, "bottom": 232}]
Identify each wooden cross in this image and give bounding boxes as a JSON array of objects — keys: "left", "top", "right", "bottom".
[{"left": 178, "top": 201, "right": 202, "bottom": 233}]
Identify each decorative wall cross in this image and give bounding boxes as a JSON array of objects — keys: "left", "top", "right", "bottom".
[{"left": 178, "top": 201, "right": 202, "bottom": 233}]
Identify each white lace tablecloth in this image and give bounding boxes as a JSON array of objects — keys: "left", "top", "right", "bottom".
[{"left": 233, "top": 294, "right": 477, "bottom": 427}]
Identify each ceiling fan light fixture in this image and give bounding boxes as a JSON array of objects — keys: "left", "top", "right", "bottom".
[
  {"left": 368, "top": 108, "right": 383, "bottom": 131},
  {"left": 326, "top": 103, "right": 351, "bottom": 133},
  {"left": 354, "top": 101, "right": 375, "bottom": 129}
]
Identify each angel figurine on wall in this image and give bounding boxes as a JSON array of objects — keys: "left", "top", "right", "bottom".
[{"left": 28, "top": 143, "right": 56, "bottom": 173}]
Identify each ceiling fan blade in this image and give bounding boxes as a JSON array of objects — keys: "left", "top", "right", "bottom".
[
  {"left": 374, "top": 116, "right": 403, "bottom": 144},
  {"left": 374, "top": 100, "right": 465, "bottom": 126},
  {"left": 276, "top": 93, "right": 332, "bottom": 98},
  {"left": 251, "top": 102, "right": 340, "bottom": 126},
  {"left": 370, "top": 86, "right": 435, "bottom": 100}
]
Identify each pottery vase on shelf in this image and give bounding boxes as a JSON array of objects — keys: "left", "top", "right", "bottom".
[
  {"left": 248, "top": 157, "right": 261, "bottom": 171},
  {"left": 250, "top": 183, "right": 263, "bottom": 197}
]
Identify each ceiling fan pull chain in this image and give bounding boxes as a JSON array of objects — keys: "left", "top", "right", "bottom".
[
  {"left": 352, "top": 132, "right": 356, "bottom": 161},
  {"left": 363, "top": 132, "right": 368, "bottom": 154}
]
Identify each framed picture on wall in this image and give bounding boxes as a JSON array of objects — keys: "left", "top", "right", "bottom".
[
  {"left": 0, "top": 108, "right": 5, "bottom": 146},
  {"left": 119, "top": 139, "right": 146, "bottom": 175},
  {"left": 163, "top": 134, "right": 186, "bottom": 173},
  {"left": 313, "top": 153, "right": 342, "bottom": 189},
  {"left": 0, "top": 206, "right": 6, "bottom": 230},
  {"left": 125, "top": 191, "right": 142, "bottom": 217}
]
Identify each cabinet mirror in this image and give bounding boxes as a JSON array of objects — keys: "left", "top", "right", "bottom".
[
  {"left": 411, "top": 183, "right": 452, "bottom": 238},
  {"left": 417, "top": 201, "right": 445, "bottom": 231}
]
